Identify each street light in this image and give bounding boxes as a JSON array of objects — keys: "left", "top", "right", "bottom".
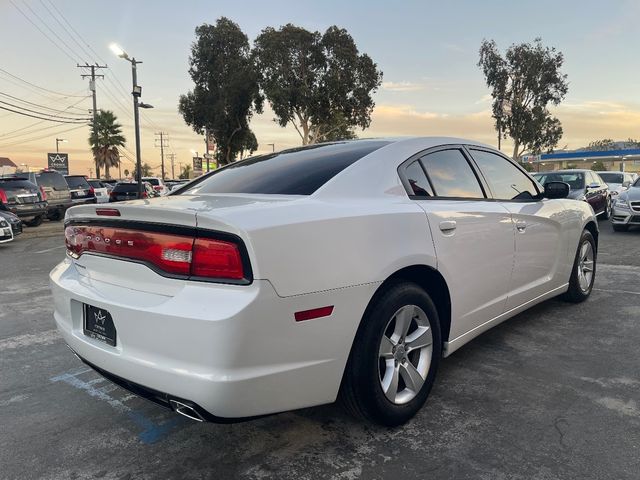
[
  {"left": 111, "top": 42, "right": 146, "bottom": 198},
  {"left": 55, "top": 138, "right": 68, "bottom": 153}
]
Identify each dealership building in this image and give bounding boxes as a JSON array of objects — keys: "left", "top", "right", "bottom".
[{"left": 527, "top": 148, "right": 640, "bottom": 173}]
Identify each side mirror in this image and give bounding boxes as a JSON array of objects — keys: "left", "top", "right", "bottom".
[{"left": 544, "top": 181, "right": 570, "bottom": 199}]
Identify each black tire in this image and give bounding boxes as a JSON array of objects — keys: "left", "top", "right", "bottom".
[
  {"left": 600, "top": 196, "right": 611, "bottom": 220},
  {"left": 562, "top": 229, "right": 596, "bottom": 303},
  {"left": 340, "top": 281, "right": 442, "bottom": 426},
  {"left": 47, "top": 208, "right": 63, "bottom": 221},
  {"left": 612, "top": 224, "right": 629, "bottom": 232},
  {"left": 25, "top": 215, "right": 43, "bottom": 227}
]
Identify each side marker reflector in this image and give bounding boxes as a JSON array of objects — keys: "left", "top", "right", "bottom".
[{"left": 294, "top": 306, "right": 334, "bottom": 322}]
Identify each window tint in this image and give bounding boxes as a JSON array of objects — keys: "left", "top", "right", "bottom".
[
  {"left": 143, "top": 178, "right": 160, "bottom": 186},
  {"left": 598, "top": 172, "right": 623, "bottom": 184},
  {"left": 0, "top": 179, "right": 38, "bottom": 191},
  {"left": 534, "top": 172, "right": 585, "bottom": 190},
  {"left": 470, "top": 149, "right": 538, "bottom": 200},
  {"left": 421, "top": 149, "right": 484, "bottom": 198},
  {"left": 88, "top": 180, "right": 104, "bottom": 188},
  {"left": 182, "top": 141, "right": 390, "bottom": 196},
  {"left": 113, "top": 183, "right": 140, "bottom": 192},
  {"left": 37, "top": 172, "right": 68, "bottom": 189},
  {"left": 65, "top": 176, "right": 90, "bottom": 189},
  {"left": 405, "top": 160, "right": 433, "bottom": 196}
]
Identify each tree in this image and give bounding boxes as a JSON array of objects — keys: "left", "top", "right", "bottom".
[
  {"left": 89, "top": 110, "right": 126, "bottom": 178},
  {"left": 179, "top": 17, "right": 262, "bottom": 166},
  {"left": 179, "top": 164, "right": 192, "bottom": 179},
  {"left": 133, "top": 162, "right": 153, "bottom": 178},
  {"left": 584, "top": 138, "right": 640, "bottom": 151},
  {"left": 253, "top": 24, "right": 382, "bottom": 145},
  {"left": 478, "top": 38, "right": 568, "bottom": 161},
  {"left": 592, "top": 160, "right": 607, "bottom": 171}
]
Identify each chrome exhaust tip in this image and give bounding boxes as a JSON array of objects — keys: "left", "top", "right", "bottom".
[{"left": 169, "top": 399, "right": 205, "bottom": 422}]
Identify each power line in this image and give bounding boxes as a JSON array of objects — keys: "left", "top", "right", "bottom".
[
  {"left": 0, "top": 91, "right": 90, "bottom": 116},
  {"left": 0, "top": 100, "right": 90, "bottom": 121},
  {"left": 0, "top": 104, "right": 90, "bottom": 123},
  {"left": 0, "top": 123, "right": 86, "bottom": 148},
  {"left": 39, "top": 0, "right": 95, "bottom": 62},
  {"left": 0, "top": 68, "right": 87, "bottom": 98},
  {"left": 9, "top": 0, "right": 77, "bottom": 64}
]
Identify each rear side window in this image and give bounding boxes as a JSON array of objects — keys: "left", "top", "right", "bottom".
[
  {"left": 0, "top": 179, "right": 37, "bottom": 191},
  {"left": 144, "top": 178, "right": 160, "bottom": 186},
  {"left": 182, "top": 141, "right": 390, "bottom": 196},
  {"left": 420, "top": 149, "right": 484, "bottom": 198},
  {"left": 470, "top": 149, "right": 538, "bottom": 200},
  {"left": 65, "top": 176, "right": 90, "bottom": 189},
  {"left": 405, "top": 161, "right": 433, "bottom": 197},
  {"left": 37, "top": 172, "right": 68, "bottom": 190}
]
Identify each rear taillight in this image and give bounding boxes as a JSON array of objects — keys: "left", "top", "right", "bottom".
[
  {"left": 141, "top": 191, "right": 148, "bottom": 198},
  {"left": 153, "top": 185, "right": 163, "bottom": 191},
  {"left": 65, "top": 225, "right": 246, "bottom": 281},
  {"left": 89, "top": 186, "right": 95, "bottom": 196},
  {"left": 39, "top": 186, "right": 47, "bottom": 201},
  {"left": 0, "top": 189, "right": 7, "bottom": 203}
]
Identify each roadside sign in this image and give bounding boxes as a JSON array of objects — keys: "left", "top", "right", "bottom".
[
  {"left": 47, "top": 153, "right": 69, "bottom": 174},
  {"left": 207, "top": 134, "right": 216, "bottom": 152},
  {"left": 192, "top": 156, "right": 202, "bottom": 172}
]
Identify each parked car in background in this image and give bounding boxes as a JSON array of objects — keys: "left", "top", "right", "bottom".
[
  {"left": 169, "top": 180, "right": 189, "bottom": 192},
  {"left": 611, "top": 176, "right": 640, "bottom": 231},
  {"left": 52, "top": 138, "right": 598, "bottom": 426},
  {"left": 533, "top": 169, "right": 611, "bottom": 218},
  {"left": 142, "top": 177, "right": 170, "bottom": 195},
  {"left": 31, "top": 170, "right": 72, "bottom": 221},
  {"left": 0, "top": 210, "right": 23, "bottom": 236},
  {"left": 101, "top": 179, "right": 117, "bottom": 193},
  {"left": 64, "top": 175, "right": 97, "bottom": 205},
  {"left": 87, "top": 179, "right": 110, "bottom": 204},
  {"left": 0, "top": 215, "right": 14, "bottom": 243},
  {"left": 596, "top": 171, "right": 634, "bottom": 198},
  {"left": 108, "top": 182, "right": 159, "bottom": 202},
  {"left": 0, "top": 177, "right": 47, "bottom": 226}
]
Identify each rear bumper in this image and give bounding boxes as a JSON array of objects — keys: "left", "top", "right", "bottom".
[
  {"left": 50, "top": 257, "right": 377, "bottom": 419},
  {"left": 0, "top": 225, "right": 13, "bottom": 243},
  {"left": 3, "top": 202, "right": 47, "bottom": 219}
]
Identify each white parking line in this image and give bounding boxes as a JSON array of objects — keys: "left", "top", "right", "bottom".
[
  {"left": 594, "top": 288, "right": 640, "bottom": 296},
  {"left": 34, "top": 245, "right": 66, "bottom": 254}
]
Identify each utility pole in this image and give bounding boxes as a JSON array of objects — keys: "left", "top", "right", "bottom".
[
  {"left": 78, "top": 63, "right": 107, "bottom": 178},
  {"left": 154, "top": 132, "right": 168, "bottom": 179},
  {"left": 166, "top": 153, "right": 176, "bottom": 179}
]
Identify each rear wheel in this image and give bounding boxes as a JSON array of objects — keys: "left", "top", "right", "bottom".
[
  {"left": 25, "top": 215, "right": 43, "bottom": 227},
  {"left": 340, "top": 282, "right": 441, "bottom": 426},
  {"left": 562, "top": 229, "right": 596, "bottom": 303},
  {"left": 612, "top": 224, "right": 629, "bottom": 232}
]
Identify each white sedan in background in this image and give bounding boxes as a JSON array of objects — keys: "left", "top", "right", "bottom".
[
  {"left": 87, "top": 179, "right": 110, "bottom": 204},
  {"left": 51, "top": 138, "right": 597, "bottom": 426},
  {"left": 142, "top": 177, "right": 170, "bottom": 195}
]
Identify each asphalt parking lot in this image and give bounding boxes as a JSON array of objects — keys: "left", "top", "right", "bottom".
[{"left": 1, "top": 222, "right": 639, "bottom": 479}]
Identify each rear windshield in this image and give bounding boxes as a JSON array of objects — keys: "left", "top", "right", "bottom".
[
  {"left": 0, "top": 179, "right": 38, "bottom": 191},
  {"left": 598, "top": 172, "right": 623, "bottom": 184},
  {"left": 113, "top": 183, "right": 141, "bottom": 192},
  {"left": 65, "top": 176, "right": 90, "bottom": 189},
  {"left": 143, "top": 178, "right": 160, "bottom": 186},
  {"left": 534, "top": 172, "right": 585, "bottom": 190},
  {"left": 181, "top": 141, "right": 390, "bottom": 196},
  {"left": 88, "top": 180, "right": 104, "bottom": 188},
  {"left": 37, "top": 171, "right": 68, "bottom": 189}
]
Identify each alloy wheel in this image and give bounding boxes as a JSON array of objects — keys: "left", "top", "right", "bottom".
[
  {"left": 577, "top": 241, "right": 595, "bottom": 292},
  {"left": 378, "top": 304, "right": 433, "bottom": 404}
]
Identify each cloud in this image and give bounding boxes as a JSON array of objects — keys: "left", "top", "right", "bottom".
[
  {"left": 382, "top": 81, "right": 425, "bottom": 92},
  {"left": 474, "top": 94, "right": 492, "bottom": 105}
]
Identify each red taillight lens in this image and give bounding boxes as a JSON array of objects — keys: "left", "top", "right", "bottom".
[
  {"left": 153, "top": 185, "right": 163, "bottom": 191},
  {"left": 192, "top": 238, "right": 244, "bottom": 279},
  {"left": 89, "top": 186, "right": 95, "bottom": 196},
  {"left": 0, "top": 189, "right": 7, "bottom": 203},
  {"left": 65, "top": 226, "right": 245, "bottom": 281},
  {"left": 96, "top": 208, "right": 120, "bottom": 216},
  {"left": 40, "top": 186, "right": 47, "bottom": 201},
  {"left": 141, "top": 191, "right": 148, "bottom": 198}
]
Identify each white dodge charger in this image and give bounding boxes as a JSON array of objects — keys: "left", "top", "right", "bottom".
[{"left": 50, "top": 138, "right": 598, "bottom": 426}]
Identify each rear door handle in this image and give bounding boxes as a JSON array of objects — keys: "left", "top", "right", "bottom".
[
  {"left": 439, "top": 220, "right": 457, "bottom": 233},
  {"left": 516, "top": 220, "right": 527, "bottom": 233}
]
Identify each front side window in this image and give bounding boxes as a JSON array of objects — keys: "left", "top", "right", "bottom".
[
  {"left": 470, "top": 149, "right": 539, "bottom": 200},
  {"left": 404, "top": 161, "right": 433, "bottom": 197},
  {"left": 420, "top": 149, "right": 484, "bottom": 198}
]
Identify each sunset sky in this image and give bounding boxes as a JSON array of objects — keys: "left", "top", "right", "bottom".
[{"left": 1, "top": 0, "right": 639, "bottom": 176}]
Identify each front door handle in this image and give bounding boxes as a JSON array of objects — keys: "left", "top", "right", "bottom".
[
  {"left": 516, "top": 220, "right": 527, "bottom": 233},
  {"left": 439, "top": 220, "right": 457, "bottom": 233}
]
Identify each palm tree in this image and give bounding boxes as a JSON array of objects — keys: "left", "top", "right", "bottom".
[{"left": 89, "top": 110, "right": 126, "bottom": 179}]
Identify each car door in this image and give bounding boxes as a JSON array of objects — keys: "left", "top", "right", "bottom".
[
  {"left": 466, "top": 148, "right": 570, "bottom": 310},
  {"left": 585, "top": 171, "right": 605, "bottom": 214},
  {"left": 401, "top": 147, "right": 515, "bottom": 341}
]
